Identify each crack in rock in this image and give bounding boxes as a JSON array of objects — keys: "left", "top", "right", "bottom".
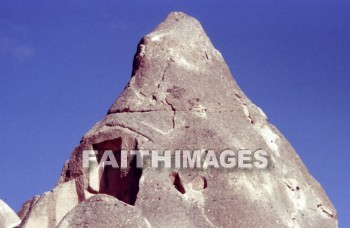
[
  {"left": 317, "top": 204, "right": 337, "bottom": 219},
  {"left": 164, "top": 98, "right": 176, "bottom": 129},
  {"left": 157, "top": 61, "right": 171, "bottom": 89},
  {"left": 105, "top": 122, "right": 154, "bottom": 142}
]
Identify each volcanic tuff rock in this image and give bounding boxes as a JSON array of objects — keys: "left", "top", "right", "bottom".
[
  {"left": 15, "top": 12, "right": 337, "bottom": 227},
  {"left": 0, "top": 199, "right": 21, "bottom": 228}
]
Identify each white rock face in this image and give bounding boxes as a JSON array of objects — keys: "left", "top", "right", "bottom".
[
  {"left": 20, "top": 180, "right": 79, "bottom": 228},
  {"left": 0, "top": 199, "right": 21, "bottom": 228}
]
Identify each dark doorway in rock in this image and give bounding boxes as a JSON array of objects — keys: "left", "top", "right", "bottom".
[{"left": 92, "top": 138, "right": 142, "bottom": 205}]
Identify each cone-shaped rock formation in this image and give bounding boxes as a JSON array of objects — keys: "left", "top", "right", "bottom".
[{"left": 16, "top": 12, "right": 337, "bottom": 228}]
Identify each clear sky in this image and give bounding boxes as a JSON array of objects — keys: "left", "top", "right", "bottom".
[{"left": 0, "top": 0, "right": 349, "bottom": 226}]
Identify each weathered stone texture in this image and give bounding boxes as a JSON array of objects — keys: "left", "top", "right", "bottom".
[{"left": 16, "top": 12, "right": 337, "bottom": 228}]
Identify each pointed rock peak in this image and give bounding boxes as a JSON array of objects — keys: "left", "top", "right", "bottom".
[
  {"left": 148, "top": 12, "right": 206, "bottom": 42},
  {"left": 108, "top": 12, "right": 242, "bottom": 114}
]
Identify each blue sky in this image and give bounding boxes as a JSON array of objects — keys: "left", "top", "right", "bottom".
[{"left": 0, "top": 0, "right": 349, "bottom": 226}]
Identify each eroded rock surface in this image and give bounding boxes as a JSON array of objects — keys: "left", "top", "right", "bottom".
[
  {"left": 19, "top": 180, "right": 79, "bottom": 228},
  {"left": 18, "top": 12, "right": 337, "bottom": 228},
  {"left": 57, "top": 194, "right": 149, "bottom": 228},
  {"left": 0, "top": 199, "right": 21, "bottom": 228}
]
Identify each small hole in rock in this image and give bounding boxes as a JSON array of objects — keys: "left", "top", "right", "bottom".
[
  {"left": 202, "top": 176, "right": 208, "bottom": 189},
  {"left": 170, "top": 172, "right": 186, "bottom": 194}
]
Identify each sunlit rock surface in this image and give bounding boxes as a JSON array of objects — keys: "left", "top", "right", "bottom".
[{"left": 0, "top": 199, "right": 21, "bottom": 228}]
